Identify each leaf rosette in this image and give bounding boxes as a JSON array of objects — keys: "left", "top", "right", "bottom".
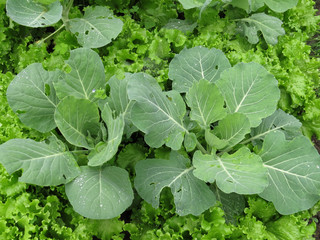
[{"left": 2, "top": 45, "right": 320, "bottom": 220}]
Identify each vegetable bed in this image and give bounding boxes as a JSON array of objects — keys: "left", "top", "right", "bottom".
[{"left": 1, "top": 0, "right": 320, "bottom": 239}]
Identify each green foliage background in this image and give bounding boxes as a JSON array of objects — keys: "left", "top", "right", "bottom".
[{"left": 1, "top": 0, "right": 320, "bottom": 239}]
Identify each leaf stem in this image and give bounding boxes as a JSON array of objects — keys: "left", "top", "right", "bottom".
[
  {"left": 196, "top": 140, "right": 208, "bottom": 154},
  {"left": 222, "top": 3, "right": 230, "bottom": 8},
  {"left": 240, "top": 137, "right": 254, "bottom": 145},
  {"left": 62, "top": 0, "right": 74, "bottom": 31},
  {"left": 35, "top": 24, "right": 65, "bottom": 45},
  {"left": 71, "top": 149, "right": 89, "bottom": 154}
]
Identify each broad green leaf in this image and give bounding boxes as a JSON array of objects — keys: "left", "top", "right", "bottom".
[
  {"left": 250, "top": 0, "right": 265, "bottom": 11},
  {"left": 165, "top": 130, "right": 185, "bottom": 150},
  {"left": 205, "top": 130, "right": 229, "bottom": 149},
  {"left": 6, "top": 0, "right": 62, "bottom": 27},
  {"left": 264, "top": 0, "right": 298, "bottom": 13},
  {"left": 213, "top": 186, "right": 246, "bottom": 225},
  {"left": 69, "top": 6, "right": 123, "bottom": 48},
  {"left": 88, "top": 104, "right": 124, "bottom": 166},
  {"left": 250, "top": 109, "right": 302, "bottom": 142},
  {"left": 258, "top": 131, "right": 320, "bottom": 215},
  {"left": 163, "top": 91, "right": 186, "bottom": 150},
  {"left": 237, "top": 13, "right": 285, "bottom": 45},
  {"left": 177, "top": 0, "right": 206, "bottom": 9},
  {"left": 228, "top": 0, "right": 264, "bottom": 13},
  {"left": 165, "top": 90, "right": 186, "bottom": 119},
  {"left": 127, "top": 73, "right": 187, "bottom": 150},
  {"left": 6, "top": 63, "right": 61, "bottom": 133},
  {"left": 65, "top": 166, "right": 133, "bottom": 219},
  {"left": 0, "top": 139, "right": 80, "bottom": 186},
  {"left": 163, "top": 19, "right": 197, "bottom": 33},
  {"left": 135, "top": 152, "right": 216, "bottom": 216},
  {"left": 184, "top": 132, "right": 197, "bottom": 152},
  {"left": 228, "top": 0, "right": 250, "bottom": 12},
  {"left": 193, "top": 148, "right": 268, "bottom": 194},
  {"left": 108, "top": 74, "right": 131, "bottom": 115},
  {"left": 54, "top": 96, "right": 100, "bottom": 149},
  {"left": 215, "top": 62, "right": 280, "bottom": 127},
  {"left": 213, "top": 113, "right": 251, "bottom": 149},
  {"left": 186, "top": 79, "right": 226, "bottom": 129},
  {"left": 168, "top": 46, "right": 231, "bottom": 93},
  {"left": 46, "top": 134, "right": 67, "bottom": 152},
  {"left": 107, "top": 74, "right": 137, "bottom": 137},
  {"left": 54, "top": 48, "right": 106, "bottom": 101}
]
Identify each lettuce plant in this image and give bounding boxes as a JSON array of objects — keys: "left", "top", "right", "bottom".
[
  {"left": 0, "top": 46, "right": 320, "bottom": 220},
  {"left": 5, "top": 0, "right": 123, "bottom": 48}
]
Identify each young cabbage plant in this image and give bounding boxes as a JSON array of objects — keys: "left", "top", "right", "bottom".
[
  {"left": 0, "top": 48, "right": 133, "bottom": 219},
  {"left": 175, "top": 0, "right": 297, "bottom": 45},
  {"left": 1, "top": 46, "right": 320, "bottom": 220},
  {"left": 133, "top": 46, "right": 320, "bottom": 216},
  {"left": 6, "top": 0, "right": 123, "bottom": 48}
]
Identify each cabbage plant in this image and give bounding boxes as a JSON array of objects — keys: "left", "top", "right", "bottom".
[{"left": 1, "top": 46, "right": 319, "bottom": 219}]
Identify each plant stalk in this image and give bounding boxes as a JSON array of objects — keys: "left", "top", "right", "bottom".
[
  {"left": 62, "top": 0, "right": 74, "bottom": 31},
  {"left": 36, "top": 24, "right": 65, "bottom": 45},
  {"left": 196, "top": 140, "right": 208, "bottom": 154}
]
